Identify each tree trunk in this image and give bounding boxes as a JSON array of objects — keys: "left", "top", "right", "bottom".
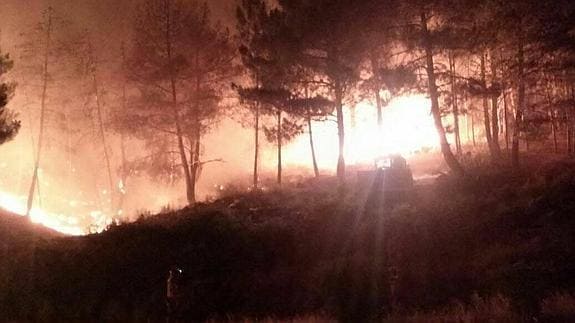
[
  {"left": 117, "top": 42, "right": 128, "bottom": 215},
  {"left": 188, "top": 50, "right": 203, "bottom": 204},
  {"left": 253, "top": 73, "right": 260, "bottom": 189},
  {"left": 90, "top": 45, "right": 115, "bottom": 213},
  {"left": 189, "top": 128, "right": 201, "bottom": 203},
  {"left": 489, "top": 50, "right": 501, "bottom": 158},
  {"left": 421, "top": 12, "right": 464, "bottom": 176},
  {"left": 550, "top": 110, "right": 558, "bottom": 154},
  {"left": 480, "top": 53, "right": 494, "bottom": 156},
  {"left": 308, "top": 115, "right": 320, "bottom": 178},
  {"left": 26, "top": 8, "right": 52, "bottom": 217},
  {"left": 503, "top": 89, "right": 510, "bottom": 152},
  {"left": 253, "top": 102, "right": 260, "bottom": 188},
  {"left": 568, "top": 111, "right": 573, "bottom": 155},
  {"left": 370, "top": 51, "right": 383, "bottom": 128},
  {"left": 189, "top": 121, "right": 201, "bottom": 203},
  {"left": 471, "top": 111, "right": 476, "bottom": 146},
  {"left": 277, "top": 110, "right": 282, "bottom": 185},
  {"left": 512, "top": 39, "right": 525, "bottom": 167},
  {"left": 448, "top": 51, "right": 461, "bottom": 154},
  {"left": 306, "top": 86, "right": 319, "bottom": 178},
  {"left": 165, "top": 0, "right": 194, "bottom": 205},
  {"left": 335, "top": 80, "right": 346, "bottom": 179}
]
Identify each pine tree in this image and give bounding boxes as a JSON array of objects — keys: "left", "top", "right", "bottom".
[
  {"left": 122, "top": 0, "right": 233, "bottom": 204},
  {"left": 0, "top": 50, "right": 20, "bottom": 145}
]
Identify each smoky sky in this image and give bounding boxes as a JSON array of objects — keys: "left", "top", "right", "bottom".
[{"left": 0, "top": 0, "right": 237, "bottom": 51}]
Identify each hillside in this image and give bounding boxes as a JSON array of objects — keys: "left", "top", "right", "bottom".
[
  {"left": 0, "top": 210, "right": 61, "bottom": 245},
  {"left": 2, "top": 160, "right": 575, "bottom": 322}
]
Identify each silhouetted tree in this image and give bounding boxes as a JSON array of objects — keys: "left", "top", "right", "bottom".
[
  {"left": 277, "top": 0, "right": 367, "bottom": 180},
  {"left": 236, "top": 0, "right": 268, "bottom": 189},
  {"left": 0, "top": 50, "right": 20, "bottom": 145},
  {"left": 124, "top": 0, "right": 233, "bottom": 204},
  {"left": 397, "top": 0, "right": 468, "bottom": 175}
]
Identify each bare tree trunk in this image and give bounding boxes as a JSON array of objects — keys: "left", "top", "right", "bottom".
[
  {"left": 253, "top": 102, "right": 260, "bottom": 188},
  {"left": 512, "top": 39, "right": 525, "bottom": 167},
  {"left": 26, "top": 8, "right": 52, "bottom": 217},
  {"left": 421, "top": 12, "right": 464, "bottom": 176},
  {"left": 252, "top": 73, "right": 261, "bottom": 189},
  {"left": 189, "top": 123, "right": 201, "bottom": 203},
  {"left": 448, "top": 51, "right": 461, "bottom": 154},
  {"left": 568, "top": 111, "right": 573, "bottom": 156},
  {"left": 277, "top": 110, "right": 282, "bottom": 185},
  {"left": 471, "top": 110, "right": 476, "bottom": 146},
  {"left": 503, "top": 89, "right": 510, "bottom": 152},
  {"left": 117, "top": 43, "right": 128, "bottom": 215},
  {"left": 188, "top": 50, "right": 203, "bottom": 203},
  {"left": 165, "top": 0, "right": 194, "bottom": 205},
  {"left": 370, "top": 52, "right": 383, "bottom": 128},
  {"left": 189, "top": 125, "right": 201, "bottom": 202},
  {"left": 335, "top": 79, "right": 346, "bottom": 179},
  {"left": 480, "top": 53, "right": 494, "bottom": 156},
  {"left": 308, "top": 115, "right": 319, "bottom": 178},
  {"left": 551, "top": 110, "right": 558, "bottom": 154},
  {"left": 89, "top": 43, "right": 115, "bottom": 213},
  {"left": 306, "top": 86, "right": 319, "bottom": 178},
  {"left": 489, "top": 50, "right": 501, "bottom": 158}
]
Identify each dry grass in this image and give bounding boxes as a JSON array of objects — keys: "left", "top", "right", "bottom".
[
  {"left": 384, "top": 294, "right": 518, "bottom": 323},
  {"left": 540, "top": 292, "right": 575, "bottom": 320},
  {"left": 207, "top": 314, "right": 335, "bottom": 323}
]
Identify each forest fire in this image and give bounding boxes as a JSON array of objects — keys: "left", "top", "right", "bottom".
[
  {"left": 0, "top": 93, "right": 439, "bottom": 237},
  {"left": 0, "top": 191, "right": 86, "bottom": 235},
  {"left": 0, "top": 190, "right": 111, "bottom": 235},
  {"left": 285, "top": 95, "right": 440, "bottom": 168},
  {"left": 2, "top": 0, "right": 575, "bottom": 321}
]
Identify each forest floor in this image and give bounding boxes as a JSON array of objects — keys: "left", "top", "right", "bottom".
[{"left": 2, "top": 153, "right": 575, "bottom": 322}]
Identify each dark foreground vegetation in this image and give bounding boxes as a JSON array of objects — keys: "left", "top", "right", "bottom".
[{"left": 2, "top": 158, "right": 575, "bottom": 322}]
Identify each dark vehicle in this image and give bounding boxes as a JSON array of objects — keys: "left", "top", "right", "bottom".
[{"left": 374, "top": 155, "right": 414, "bottom": 199}]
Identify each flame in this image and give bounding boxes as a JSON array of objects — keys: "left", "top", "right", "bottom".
[
  {"left": 284, "top": 94, "right": 440, "bottom": 168},
  {"left": 0, "top": 94, "right": 446, "bottom": 235},
  {"left": 0, "top": 191, "right": 110, "bottom": 236}
]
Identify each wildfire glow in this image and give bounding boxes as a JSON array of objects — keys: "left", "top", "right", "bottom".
[
  {"left": 284, "top": 94, "right": 439, "bottom": 168},
  {"left": 0, "top": 191, "right": 108, "bottom": 236},
  {"left": 0, "top": 95, "right": 440, "bottom": 236}
]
